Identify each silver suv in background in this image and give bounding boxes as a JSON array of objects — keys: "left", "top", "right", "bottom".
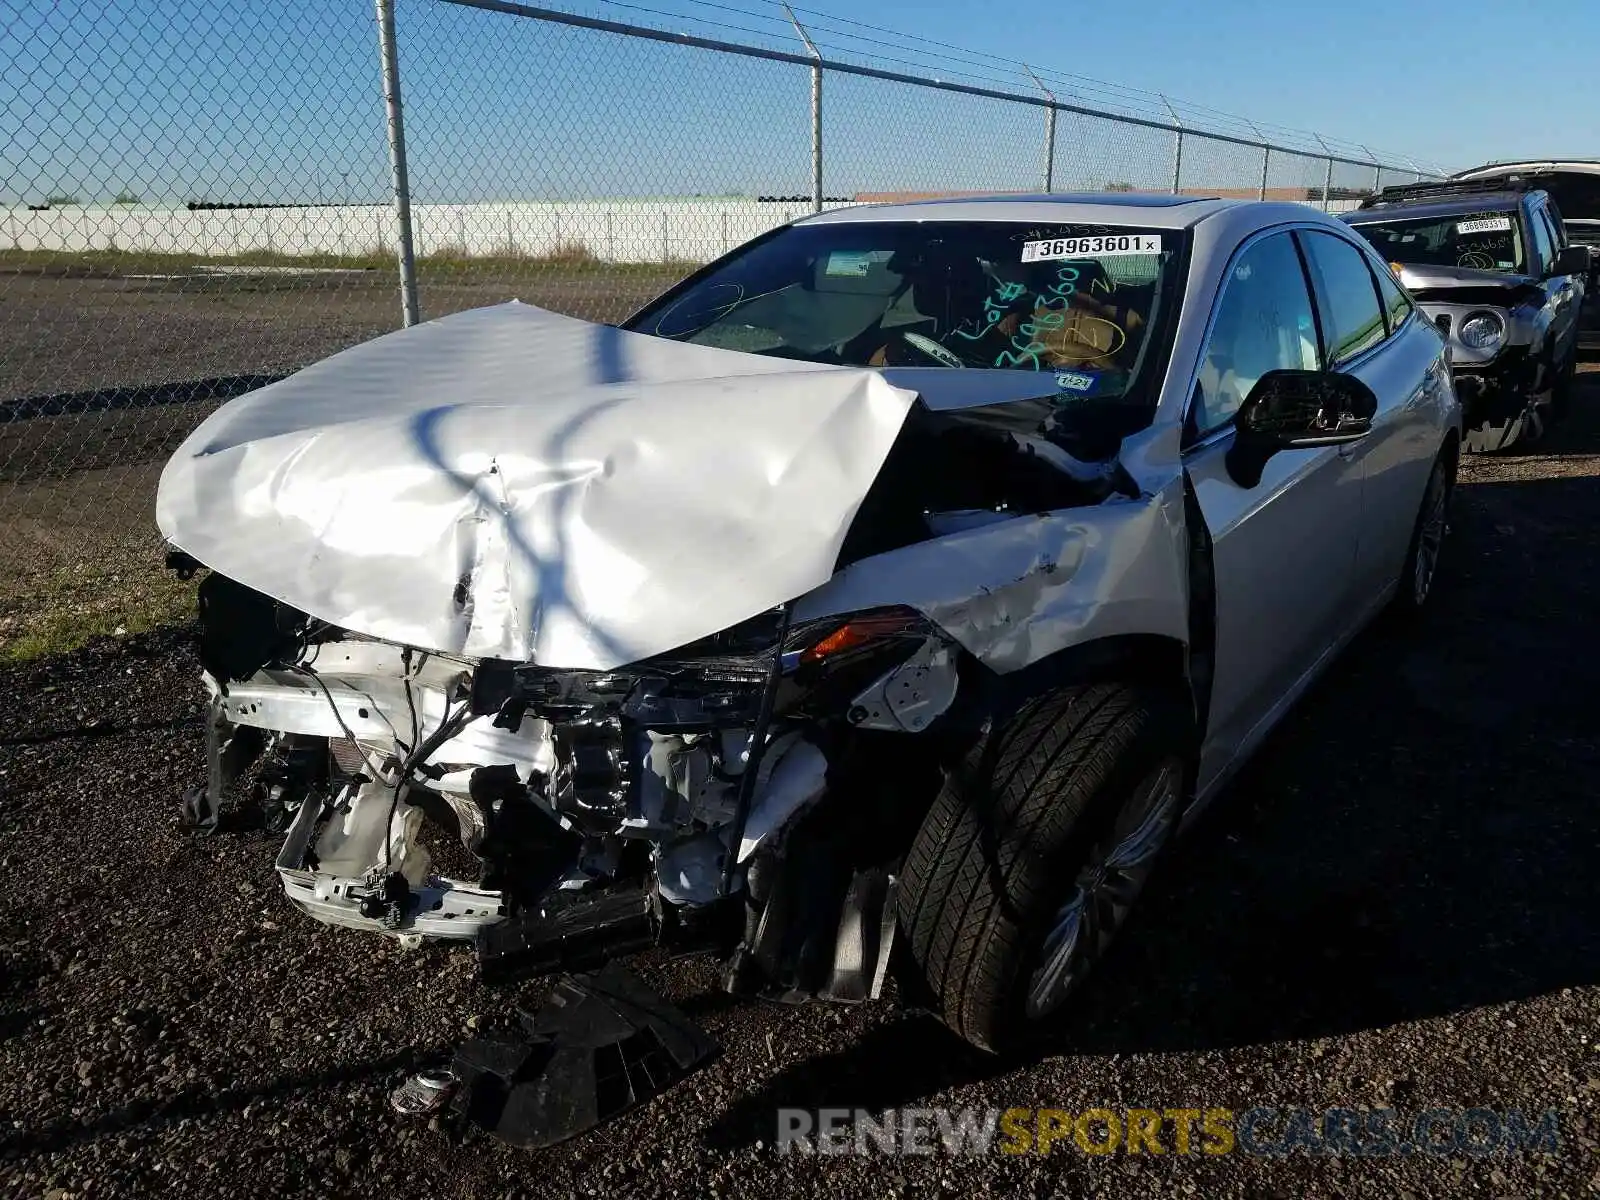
[
  {"left": 1345, "top": 180, "right": 1590, "bottom": 451},
  {"left": 1451, "top": 160, "right": 1600, "bottom": 349}
]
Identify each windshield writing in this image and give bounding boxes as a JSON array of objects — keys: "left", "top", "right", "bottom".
[
  {"left": 626, "top": 221, "right": 1181, "bottom": 402},
  {"left": 1351, "top": 212, "right": 1526, "bottom": 273}
]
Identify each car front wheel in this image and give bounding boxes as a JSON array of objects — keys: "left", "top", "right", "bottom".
[{"left": 896, "top": 682, "right": 1186, "bottom": 1053}]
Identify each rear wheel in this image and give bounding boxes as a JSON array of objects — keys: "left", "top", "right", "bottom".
[
  {"left": 896, "top": 682, "right": 1186, "bottom": 1053},
  {"left": 1393, "top": 447, "right": 1453, "bottom": 614}
]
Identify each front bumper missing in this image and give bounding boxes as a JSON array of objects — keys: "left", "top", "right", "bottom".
[
  {"left": 1453, "top": 345, "right": 1539, "bottom": 425},
  {"left": 193, "top": 642, "right": 552, "bottom": 941},
  {"left": 273, "top": 784, "right": 507, "bottom": 940},
  {"left": 188, "top": 615, "right": 919, "bottom": 1020}
]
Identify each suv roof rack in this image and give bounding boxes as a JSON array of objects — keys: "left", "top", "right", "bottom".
[
  {"left": 1356, "top": 176, "right": 1542, "bottom": 210},
  {"left": 1455, "top": 159, "right": 1600, "bottom": 175}
]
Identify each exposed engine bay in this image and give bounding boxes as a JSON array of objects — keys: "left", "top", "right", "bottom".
[{"left": 190, "top": 571, "right": 966, "bottom": 1000}]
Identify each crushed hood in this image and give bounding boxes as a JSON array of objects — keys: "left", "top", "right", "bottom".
[{"left": 158, "top": 301, "right": 920, "bottom": 670}]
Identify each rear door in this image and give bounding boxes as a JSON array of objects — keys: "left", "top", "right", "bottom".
[
  {"left": 1299, "top": 229, "right": 1451, "bottom": 608},
  {"left": 1184, "top": 228, "right": 1365, "bottom": 788}
]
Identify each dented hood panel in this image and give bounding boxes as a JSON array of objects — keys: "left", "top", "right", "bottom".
[{"left": 158, "top": 302, "right": 918, "bottom": 669}]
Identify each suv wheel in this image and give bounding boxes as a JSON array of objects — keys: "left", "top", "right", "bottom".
[
  {"left": 896, "top": 682, "right": 1186, "bottom": 1053},
  {"left": 1550, "top": 352, "right": 1579, "bottom": 420}
]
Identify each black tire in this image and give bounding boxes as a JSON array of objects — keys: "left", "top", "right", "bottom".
[
  {"left": 1550, "top": 352, "right": 1578, "bottom": 420},
  {"left": 896, "top": 682, "right": 1186, "bottom": 1053},
  {"left": 1393, "top": 445, "right": 1453, "bottom": 615}
]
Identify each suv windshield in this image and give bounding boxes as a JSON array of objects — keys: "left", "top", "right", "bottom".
[
  {"left": 625, "top": 220, "right": 1183, "bottom": 404},
  {"left": 1350, "top": 211, "right": 1526, "bottom": 273}
]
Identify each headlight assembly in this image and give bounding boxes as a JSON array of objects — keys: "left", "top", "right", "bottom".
[{"left": 1457, "top": 310, "right": 1506, "bottom": 352}]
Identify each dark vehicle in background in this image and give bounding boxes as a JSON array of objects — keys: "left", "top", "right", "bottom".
[
  {"left": 1451, "top": 160, "right": 1600, "bottom": 349},
  {"left": 1345, "top": 179, "right": 1590, "bottom": 452}
]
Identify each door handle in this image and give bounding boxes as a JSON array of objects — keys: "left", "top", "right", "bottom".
[{"left": 1337, "top": 443, "right": 1359, "bottom": 460}]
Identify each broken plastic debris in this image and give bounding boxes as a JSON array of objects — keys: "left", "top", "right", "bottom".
[
  {"left": 449, "top": 961, "right": 718, "bottom": 1149},
  {"left": 389, "top": 1068, "right": 459, "bottom": 1116}
]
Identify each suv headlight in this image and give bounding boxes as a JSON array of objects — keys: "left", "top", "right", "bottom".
[{"left": 1457, "top": 310, "right": 1506, "bottom": 352}]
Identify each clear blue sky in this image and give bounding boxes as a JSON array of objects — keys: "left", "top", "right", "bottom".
[
  {"left": 2, "top": 0, "right": 1595, "bottom": 206},
  {"left": 848, "top": 0, "right": 1596, "bottom": 170}
]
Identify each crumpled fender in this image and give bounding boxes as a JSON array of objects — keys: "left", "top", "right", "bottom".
[{"left": 791, "top": 423, "right": 1190, "bottom": 673}]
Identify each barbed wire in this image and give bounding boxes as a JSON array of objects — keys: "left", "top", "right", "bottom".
[{"left": 518, "top": 0, "right": 1447, "bottom": 171}]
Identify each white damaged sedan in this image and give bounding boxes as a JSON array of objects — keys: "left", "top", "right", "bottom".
[{"left": 158, "top": 193, "right": 1460, "bottom": 1057}]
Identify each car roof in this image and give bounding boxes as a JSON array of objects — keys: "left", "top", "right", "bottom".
[
  {"left": 1344, "top": 192, "right": 1530, "bottom": 224},
  {"left": 1454, "top": 160, "right": 1600, "bottom": 178},
  {"left": 794, "top": 192, "right": 1244, "bottom": 231}
]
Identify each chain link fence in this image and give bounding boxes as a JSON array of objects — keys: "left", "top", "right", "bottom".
[{"left": 0, "top": 0, "right": 1437, "bottom": 656}]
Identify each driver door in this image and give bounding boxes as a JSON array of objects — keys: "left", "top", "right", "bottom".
[{"left": 1182, "top": 229, "right": 1366, "bottom": 793}]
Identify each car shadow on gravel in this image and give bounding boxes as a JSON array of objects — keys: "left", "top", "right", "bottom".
[
  {"left": 702, "top": 428, "right": 1600, "bottom": 1149},
  {"left": 0, "top": 1045, "right": 452, "bottom": 1160},
  {"left": 0, "top": 715, "right": 200, "bottom": 748}
]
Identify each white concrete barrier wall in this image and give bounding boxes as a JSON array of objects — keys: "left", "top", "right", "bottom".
[
  {"left": 2, "top": 197, "right": 1358, "bottom": 262},
  {"left": 1, "top": 201, "right": 836, "bottom": 262}
]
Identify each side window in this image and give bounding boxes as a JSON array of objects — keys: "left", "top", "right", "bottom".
[
  {"left": 1527, "top": 208, "right": 1554, "bottom": 274},
  {"left": 1540, "top": 205, "right": 1566, "bottom": 251},
  {"left": 1192, "top": 232, "right": 1319, "bottom": 436},
  {"left": 1299, "top": 231, "right": 1388, "bottom": 366},
  {"left": 1371, "top": 258, "right": 1414, "bottom": 334}
]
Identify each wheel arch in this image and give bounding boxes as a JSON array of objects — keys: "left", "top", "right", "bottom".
[
  {"left": 954, "top": 483, "right": 1216, "bottom": 772},
  {"left": 963, "top": 632, "right": 1198, "bottom": 758}
]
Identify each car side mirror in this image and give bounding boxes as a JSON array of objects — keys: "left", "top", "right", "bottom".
[
  {"left": 1225, "top": 369, "right": 1378, "bottom": 488},
  {"left": 1551, "top": 244, "right": 1591, "bottom": 278}
]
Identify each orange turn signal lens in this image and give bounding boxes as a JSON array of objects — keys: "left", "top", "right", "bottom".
[{"left": 799, "top": 609, "right": 921, "bottom": 665}]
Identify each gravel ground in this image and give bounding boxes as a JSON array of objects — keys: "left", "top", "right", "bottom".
[{"left": 3, "top": 370, "right": 1599, "bottom": 1200}]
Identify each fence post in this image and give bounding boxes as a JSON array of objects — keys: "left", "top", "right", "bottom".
[
  {"left": 1362, "top": 144, "right": 1382, "bottom": 193},
  {"left": 1159, "top": 96, "right": 1183, "bottom": 196},
  {"left": 1042, "top": 106, "right": 1057, "bottom": 193},
  {"left": 1258, "top": 146, "right": 1269, "bottom": 201},
  {"left": 786, "top": 5, "right": 823, "bottom": 213},
  {"left": 1312, "top": 135, "right": 1335, "bottom": 211},
  {"left": 811, "top": 63, "right": 823, "bottom": 211},
  {"left": 1024, "top": 66, "right": 1055, "bottom": 193},
  {"left": 374, "top": 0, "right": 419, "bottom": 327}
]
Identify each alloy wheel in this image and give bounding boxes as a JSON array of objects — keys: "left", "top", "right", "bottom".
[
  {"left": 1024, "top": 760, "right": 1182, "bottom": 1019},
  {"left": 1413, "top": 462, "right": 1448, "bottom": 606}
]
